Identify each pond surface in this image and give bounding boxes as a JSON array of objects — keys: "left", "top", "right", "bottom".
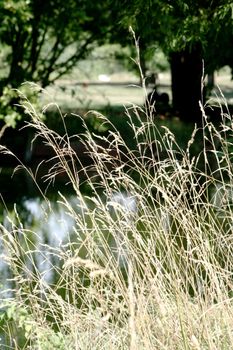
[
  {"left": 0, "top": 160, "right": 230, "bottom": 295},
  {"left": 0, "top": 166, "right": 77, "bottom": 289},
  {"left": 0, "top": 166, "right": 139, "bottom": 296}
]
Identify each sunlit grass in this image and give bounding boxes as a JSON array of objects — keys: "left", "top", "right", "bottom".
[{"left": 1, "top": 85, "right": 233, "bottom": 349}]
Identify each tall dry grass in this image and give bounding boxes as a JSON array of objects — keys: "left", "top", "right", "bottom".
[{"left": 0, "top": 85, "right": 233, "bottom": 349}]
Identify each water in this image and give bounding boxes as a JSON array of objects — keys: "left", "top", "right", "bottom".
[
  {"left": 0, "top": 167, "right": 140, "bottom": 291},
  {"left": 1, "top": 165, "right": 229, "bottom": 288}
]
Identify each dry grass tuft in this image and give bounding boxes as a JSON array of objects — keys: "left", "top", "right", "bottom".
[{"left": 1, "top": 88, "right": 233, "bottom": 349}]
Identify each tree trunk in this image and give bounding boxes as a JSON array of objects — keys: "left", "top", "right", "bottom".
[
  {"left": 7, "top": 29, "right": 28, "bottom": 87},
  {"left": 170, "top": 44, "right": 204, "bottom": 123}
]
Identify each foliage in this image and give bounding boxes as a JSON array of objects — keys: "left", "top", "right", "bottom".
[
  {"left": 0, "top": 0, "right": 232, "bottom": 126},
  {"left": 0, "top": 301, "right": 69, "bottom": 348},
  {"left": 0, "top": 86, "right": 22, "bottom": 128},
  {"left": 0, "top": 0, "right": 117, "bottom": 89},
  {"left": 0, "top": 0, "right": 119, "bottom": 127},
  {"left": 0, "top": 301, "right": 32, "bottom": 347},
  {"left": 0, "top": 83, "right": 43, "bottom": 127},
  {"left": 118, "top": 0, "right": 233, "bottom": 74}
]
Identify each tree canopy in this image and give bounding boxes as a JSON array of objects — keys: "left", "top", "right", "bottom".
[
  {"left": 118, "top": 0, "right": 233, "bottom": 73},
  {"left": 117, "top": 0, "right": 233, "bottom": 121},
  {"left": 0, "top": 0, "right": 116, "bottom": 89},
  {"left": 0, "top": 0, "right": 232, "bottom": 125}
]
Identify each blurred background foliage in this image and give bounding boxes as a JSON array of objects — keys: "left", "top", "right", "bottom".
[{"left": 0, "top": 0, "right": 232, "bottom": 126}]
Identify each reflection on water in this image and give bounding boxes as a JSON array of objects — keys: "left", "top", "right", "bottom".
[
  {"left": 107, "top": 192, "right": 137, "bottom": 214},
  {"left": 0, "top": 191, "right": 81, "bottom": 294},
  {"left": 1, "top": 168, "right": 228, "bottom": 297},
  {"left": 23, "top": 197, "right": 76, "bottom": 244},
  {"left": 0, "top": 185, "right": 139, "bottom": 295},
  {"left": 22, "top": 196, "right": 79, "bottom": 283},
  {"left": 1, "top": 163, "right": 228, "bottom": 297}
]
